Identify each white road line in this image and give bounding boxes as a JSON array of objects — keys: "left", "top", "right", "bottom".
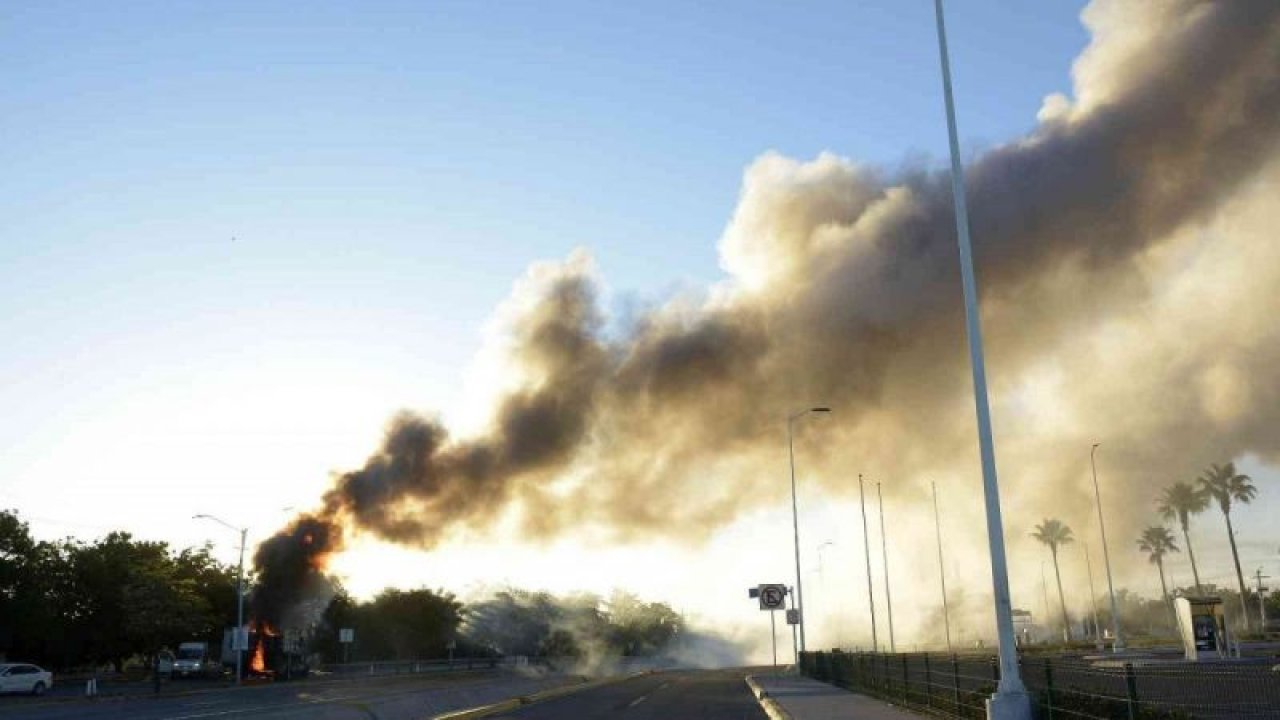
[
  {"left": 627, "top": 694, "right": 648, "bottom": 708},
  {"left": 163, "top": 694, "right": 361, "bottom": 719}
]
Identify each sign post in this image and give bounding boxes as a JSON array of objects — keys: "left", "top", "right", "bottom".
[
  {"left": 339, "top": 628, "right": 354, "bottom": 664},
  {"left": 756, "top": 584, "right": 787, "bottom": 670}
]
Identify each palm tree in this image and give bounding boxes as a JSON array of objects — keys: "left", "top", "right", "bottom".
[
  {"left": 1032, "top": 518, "right": 1075, "bottom": 643},
  {"left": 1199, "top": 461, "right": 1258, "bottom": 630},
  {"left": 1157, "top": 481, "right": 1209, "bottom": 594},
  {"left": 1137, "top": 526, "right": 1179, "bottom": 629}
]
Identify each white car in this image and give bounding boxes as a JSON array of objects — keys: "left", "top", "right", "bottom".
[{"left": 0, "top": 664, "right": 53, "bottom": 695}]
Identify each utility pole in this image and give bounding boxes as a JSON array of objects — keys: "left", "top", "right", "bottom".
[{"left": 859, "top": 474, "right": 879, "bottom": 652}]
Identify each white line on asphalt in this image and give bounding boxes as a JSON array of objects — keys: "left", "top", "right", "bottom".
[
  {"left": 164, "top": 694, "right": 361, "bottom": 719},
  {"left": 627, "top": 694, "right": 648, "bottom": 708}
]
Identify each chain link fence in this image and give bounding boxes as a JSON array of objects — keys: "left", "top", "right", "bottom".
[{"left": 801, "top": 650, "right": 1280, "bottom": 719}]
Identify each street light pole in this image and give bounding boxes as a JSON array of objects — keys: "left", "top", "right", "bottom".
[
  {"left": 787, "top": 406, "right": 830, "bottom": 666},
  {"left": 194, "top": 514, "right": 247, "bottom": 684},
  {"left": 1091, "top": 443, "right": 1125, "bottom": 652},
  {"left": 931, "top": 2, "right": 1030, "bottom": 715},
  {"left": 933, "top": 482, "right": 953, "bottom": 653},
  {"left": 877, "top": 482, "right": 895, "bottom": 653},
  {"left": 858, "top": 474, "right": 878, "bottom": 653},
  {"left": 1083, "top": 542, "right": 1103, "bottom": 650}
]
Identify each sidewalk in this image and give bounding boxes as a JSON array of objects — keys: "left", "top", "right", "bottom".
[{"left": 746, "top": 673, "right": 923, "bottom": 720}]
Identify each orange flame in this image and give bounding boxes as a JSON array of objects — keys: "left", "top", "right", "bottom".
[{"left": 250, "top": 641, "right": 265, "bottom": 673}]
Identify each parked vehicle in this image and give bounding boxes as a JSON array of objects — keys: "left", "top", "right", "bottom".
[
  {"left": 173, "top": 641, "right": 221, "bottom": 678},
  {"left": 0, "top": 664, "right": 53, "bottom": 696},
  {"left": 157, "top": 649, "right": 175, "bottom": 677}
]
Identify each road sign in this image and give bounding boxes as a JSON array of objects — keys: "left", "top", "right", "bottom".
[
  {"left": 339, "top": 628, "right": 355, "bottom": 643},
  {"left": 786, "top": 609, "right": 800, "bottom": 625},
  {"left": 758, "top": 583, "right": 786, "bottom": 611}
]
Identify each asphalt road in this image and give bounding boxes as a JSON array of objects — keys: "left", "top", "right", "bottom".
[
  {"left": 489, "top": 669, "right": 768, "bottom": 720},
  {"left": 0, "top": 669, "right": 576, "bottom": 720}
]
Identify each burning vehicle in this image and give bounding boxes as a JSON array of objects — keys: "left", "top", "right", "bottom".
[{"left": 222, "top": 624, "right": 310, "bottom": 679}]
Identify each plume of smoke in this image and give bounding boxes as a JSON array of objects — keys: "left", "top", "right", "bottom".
[
  {"left": 250, "top": 514, "right": 342, "bottom": 627},
  {"left": 254, "top": 0, "right": 1280, "bottom": 633}
]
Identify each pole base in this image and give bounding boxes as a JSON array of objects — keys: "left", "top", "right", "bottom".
[{"left": 986, "top": 689, "right": 1032, "bottom": 720}]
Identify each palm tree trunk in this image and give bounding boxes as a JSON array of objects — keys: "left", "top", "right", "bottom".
[
  {"left": 1052, "top": 548, "right": 1070, "bottom": 643},
  {"left": 1224, "top": 512, "right": 1250, "bottom": 631},
  {"left": 1182, "top": 519, "right": 1202, "bottom": 593},
  {"left": 1157, "top": 556, "right": 1175, "bottom": 633}
]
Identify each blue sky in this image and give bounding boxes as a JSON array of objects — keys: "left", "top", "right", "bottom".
[
  {"left": 0, "top": 1, "right": 1088, "bottom": 447},
  {"left": 0, "top": 1, "right": 1117, "bottom": 596}
]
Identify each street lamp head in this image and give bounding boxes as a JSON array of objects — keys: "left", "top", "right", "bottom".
[{"left": 811, "top": 407, "right": 831, "bottom": 413}]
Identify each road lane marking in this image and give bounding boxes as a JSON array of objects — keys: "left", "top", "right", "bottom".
[
  {"left": 627, "top": 694, "right": 648, "bottom": 708},
  {"left": 164, "top": 694, "right": 362, "bottom": 719}
]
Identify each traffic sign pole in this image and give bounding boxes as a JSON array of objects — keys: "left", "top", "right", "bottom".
[{"left": 770, "top": 611, "right": 778, "bottom": 670}]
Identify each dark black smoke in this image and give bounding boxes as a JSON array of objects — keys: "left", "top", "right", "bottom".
[{"left": 251, "top": 514, "right": 342, "bottom": 627}]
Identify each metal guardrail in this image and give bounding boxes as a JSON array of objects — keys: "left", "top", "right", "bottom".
[{"left": 801, "top": 650, "right": 1280, "bottom": 719}]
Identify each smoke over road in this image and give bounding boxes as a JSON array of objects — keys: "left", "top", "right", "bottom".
[{"left": 254, "top": 0, "right": 1280, "bottom": 633}]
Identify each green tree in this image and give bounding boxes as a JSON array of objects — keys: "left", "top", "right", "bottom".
[
  {"left": 359, "top": 588, "right": 463, "bottom": 660},
  {"left": 0, "top": 511, "right": 66, "bottom": 663},
  {"left": 606, "top": 591, "right": 683, "bottom": 656},
  {"left": 1198, "top": 461, "right": 1257, "bottom": 630},
  {"left": 1157, "top": 481, "right": 1209, "bottom": 593},
  {"left": 316, "top": 587, "right": 358, "bottom": 662},
  {"left": 1136, "top": 526, "right": 1179, "bottom": 629},
  {"left": 173, "top": 545, "right": 240, "bottom": 638},
  {"left": 1031, "top": 518, "right": 1074, "bottom": 642}
]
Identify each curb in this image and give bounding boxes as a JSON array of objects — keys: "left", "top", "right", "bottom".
[
  {"left": 745, "top": 675, "right": 794, "bottom": 720},
  {"left": 431, "top": 671, "right": 651, "bottom": 720}
]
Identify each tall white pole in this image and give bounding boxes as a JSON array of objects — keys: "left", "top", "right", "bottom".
[
  {"left": 1083, "top": 542, "right": 1102, "bottom": 649},
  {"left": 1091, "top": 443, "right": 1125, "bottom": 652},
  {"left": 877, "top": 482, "right": 896, "bottom": 653},
  {"left": 858, "top": 474, "right": 879, "bottom": 652},
  {"left": 786, "top": 408, "right": 829, "bottom": 664},
  {"left": 788, "top": 416, "right": 806, "bottom": 663},
  {"left": 933, "top": 482, "right": 953, "bottom": 652},
  {"left": 932, "top": 2, "right": 1030, "bottom": 714}
]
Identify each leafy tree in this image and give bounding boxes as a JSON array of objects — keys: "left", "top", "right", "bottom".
[
  {"left": 1031, "top": 518, "right": 1074, "bottom": 642},
  {"left": 606, "top": 591, "right": 683, "bottom": 656},
  {"left": 173, "top": 545, "right": 241, "bottom": 637},
  {"left": 358, "top": 588, "right": 463, "bottom": 660},
  {"left": 1157, "top": 482, "right": 1209, "bottom": 593},
  {"left": 1136, "top": 526, "right": 1179, "bottom": 629},
  {"left": 315, "top": 587, "right": 358, "bottom": 662},
  {"left": 1198, "top": 462, "right": 1257, "bottom": 629},
  {"left": 465, "top": 589, "right": 556, "bottom": 657}
]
